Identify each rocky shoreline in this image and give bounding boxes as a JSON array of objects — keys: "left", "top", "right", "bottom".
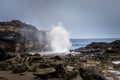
[
  {"left": 0, "top": 20, "right": 119, "bottom": 80},
  {"left": 0, "top": 44, "right": 119, "bottom": 80}
]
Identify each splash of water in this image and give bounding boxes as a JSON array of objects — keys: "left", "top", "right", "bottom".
[
  {"left": 49, "top": 23, "right": 71, "bottom": 53},
  {"left": 29, "top": 23, "right": 71, "bottom": 55}
]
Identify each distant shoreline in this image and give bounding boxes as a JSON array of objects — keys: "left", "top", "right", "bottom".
[{"left": 70, "top": 38, "right": 120, "bottom": 50}]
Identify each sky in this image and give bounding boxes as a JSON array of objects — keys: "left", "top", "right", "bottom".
[{"left": 0, "top": 0, "right": 120, "bottom": 38}]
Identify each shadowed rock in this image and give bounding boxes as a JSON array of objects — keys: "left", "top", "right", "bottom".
[
  {"left": 0, "top": 20, "right": 50, "bottom": 53},
  {"left": 33, "top": 68, "right": 56, "bottom": 79},
  {"left": 79, "top": 66, "right": 107, "bottom": 80}
]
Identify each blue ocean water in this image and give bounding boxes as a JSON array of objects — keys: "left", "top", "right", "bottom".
[{"left": 70, "top": 38, "right": 120, "bottom": 50}]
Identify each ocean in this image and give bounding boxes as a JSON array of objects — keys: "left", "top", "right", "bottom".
[{"left": 70, "top": 38, "right": 120, "bottom": 50}]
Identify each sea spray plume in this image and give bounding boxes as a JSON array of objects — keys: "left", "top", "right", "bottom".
[
  {"left": 29, "top": 23, "right": 71, "bottom": 55},
  {"left": 49, "top": 23, "right": 71, "bottom": 53},
  {"left": 37, "top": 30, "right": 52, "bottom": 52}
]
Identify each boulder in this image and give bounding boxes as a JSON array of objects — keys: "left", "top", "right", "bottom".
[
  {"left": 79, "top": 66, "right": 107, "bottom": 80},
  {"left": 33, "top": 67, "right": 56, "bottom": 79},
  {"left": 12, "top": 63, "right": 28, "bottom": 73},
  {"left": 29, "top": 53, "right": 42, "bottom": 61},
  {"left": 28, "top": 63, "right": 40, "bottom": 72},
  {"left": 63, "top": 65, "right": 78, "bottom": 79}
]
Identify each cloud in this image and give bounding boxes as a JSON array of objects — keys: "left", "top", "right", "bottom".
[{"left": 0, "top": 0, "right": 120, "bottom": 38}]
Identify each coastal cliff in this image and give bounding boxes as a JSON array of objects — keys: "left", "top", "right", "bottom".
[{"left": 0, "top": 20, "right": 49, "bottom": 52}]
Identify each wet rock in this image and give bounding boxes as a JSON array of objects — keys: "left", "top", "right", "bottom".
[
  {"left": 63, "top": 65, "right": 78, "bottom": 79},
  {"left": 28, "top": 63, "right": 40, "bottom": 72},
  {"left": 79, "top": 66, "right": 107, "bottom": 80},
  {"left": 0, "top": 62, "right": 10, "bottom": 71},
  {"left": 105, "top": 48, "right": 119, "bottom": 53},
  {"left": 113, "top": 64, "right": 120, "bottom": 69},
  {"left": 12, "top": 63, "right": 28, "bottom": 73},
  {"left": 5, "top": 52, "right": 17, "bottom": 59},
  {"left": 28, "top": 53, "right": 42, "bottom": 64},
  {"left": 30, "top": 53, "right": 42, "bottom": 59},
  {"left": 33, "top": 67, "right": 56, "bottom": 79},
  {"left": 51, "top": 55, "right": 64, "bottom": 60}
]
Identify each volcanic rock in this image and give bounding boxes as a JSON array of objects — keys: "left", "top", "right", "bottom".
[
  {"left": 0, "top": 20, "right": 49, "bottom": 52},
  {"left": 79, "top": 66, "right": 107, "bottom": 80},
  {"left": 85, "top": 42, "right": 109, "bottom": 49},
  {"left": 12, "top": 63, "right": 28, "bottom": 73},
  {"left": 33, "top": 67, "right": 56, "bottom": 79},
  {"left": 0, "top": 49, "right": 6, "bottom": 61},
  {"left": 63, "top": 65, "right": 78, "bottom": 79},
  {"left": 0, "top": 62, "right": 10, "bottom": 71},
  {"left": 74, "top": 40, "right": 120, "bottom": 61}
]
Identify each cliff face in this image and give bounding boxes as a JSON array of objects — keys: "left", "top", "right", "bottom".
[{"left": 0, "top": 20, "right": 48, "bottom": 52}]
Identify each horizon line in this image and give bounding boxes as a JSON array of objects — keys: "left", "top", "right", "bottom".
[{"left": 70, "top": 37, "right": 120, "bottom": 39}]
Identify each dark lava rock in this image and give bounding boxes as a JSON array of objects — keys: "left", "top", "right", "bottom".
[
  {"left": 0, "top": 50, "right": 17, "bottom": 61},
  {"left": 0, "top": 62, "right": 10, "bottom": 71},
  {"left": 109, "top": 40, "right": 120, "bottom": 49},
  {"left": 51, "top": 55, "right": 64, "bottom": 60},
  {"left": 28, "top": 63, "right": 40, "bottom": 72},
  {"left": 28, "top": 53, "right": 42, "bottom": 62},
  {"left": 0, "top": 20, "right": 50, "bottom": 52},
  {"left": 0, "top": 49, "right": 6, "bottom": 61},
  {"left": 85, "top": 42, "right": 109, "bottom": 49},
  {"left": 113, "top": 64, "right": 120, "bottom": 69},
  {"left": 63, "top": 65, "right": 78, "bottom": 79},
  {"left": 5, "top": 52, "right": 17, "bottom": 59},
  {"left": 75, "top": 40, "right": 120, "bottom": 52},
  {"left": 33, "top": 67, "right": 56, "bottom": 79},
  {"left": 74, "top": 40, "right": 120, "bottom": 61},
  {"left": 12, "top": 63, "right": 28, "bottom": 73},
  {"left": 79, "top": 66, "right": 106, "bottom": 80}
]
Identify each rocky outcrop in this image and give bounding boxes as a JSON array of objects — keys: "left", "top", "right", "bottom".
[
  {"left": 75, "top": 40, "right": 120, "bottom": 53},
  {"left": 0, "top": 20, "right": 49, "bottom": 52},
  {"left": 74, "top": 40, "right": 120, "bottom": 61},
  {"left": 85, "top": 42, "right": 109, "bottom": 49},
  {"left": 75, "top": 40, "right": 120, "bottom": 52}
]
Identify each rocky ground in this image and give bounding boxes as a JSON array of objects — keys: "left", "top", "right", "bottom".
[
  {"left": 0, "top": 52, "right": 108, "bottom": 80},
  {"left": 0, "top": 50, "right": 119, "bottom": 80}
]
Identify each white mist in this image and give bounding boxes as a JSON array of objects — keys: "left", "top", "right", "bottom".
[
  {"left": 49, "top": 23, "right": 71, "bottom": 53},
  {"left": 29, "top": 23, "right": 71, "bottom": 56}
]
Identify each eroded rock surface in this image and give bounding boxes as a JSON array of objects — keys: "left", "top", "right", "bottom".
[{"left": 0, "top": 20, "right": 50, "bottom": 53}]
